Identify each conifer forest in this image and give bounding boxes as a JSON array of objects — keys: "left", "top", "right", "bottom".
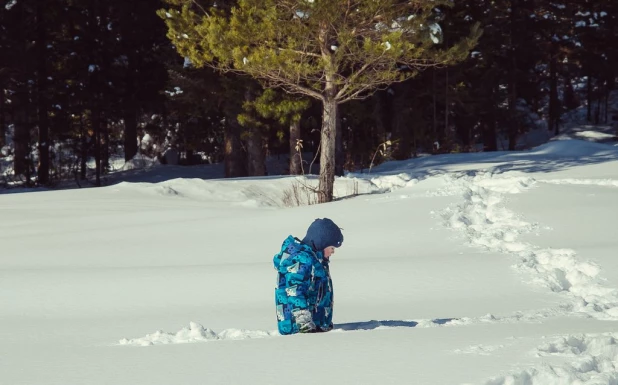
[{"left": 1, "top": 0, "right": 616, "bottom": 202}]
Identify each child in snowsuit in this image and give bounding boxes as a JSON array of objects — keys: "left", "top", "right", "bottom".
[{"left": 273, "top": 218, "right": 344, "bottom": 335}]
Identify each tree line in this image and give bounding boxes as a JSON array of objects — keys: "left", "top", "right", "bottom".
[{"left": 0, "top": 0, "right": 616, "bottom": 201}]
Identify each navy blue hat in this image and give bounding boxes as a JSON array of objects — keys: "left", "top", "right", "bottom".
[{"left": 302, "top": 218, "right": 344, "bottom": 252}]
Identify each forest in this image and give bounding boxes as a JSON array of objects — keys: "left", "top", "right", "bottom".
[{"left": 0, "top": 0, "right": 616, "bottom": 202}]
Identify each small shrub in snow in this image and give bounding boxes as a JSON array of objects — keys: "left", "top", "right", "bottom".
[{"left": 281, "top": 178, "right": 318, "bottom": 207}]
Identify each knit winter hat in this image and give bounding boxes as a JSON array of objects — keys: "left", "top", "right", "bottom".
[{"left": 301, "top": 218, "right": 344, "bottom": 252}]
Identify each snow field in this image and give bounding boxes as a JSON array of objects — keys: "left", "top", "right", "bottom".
[{"left": 2, "top": 138, "right": 618, "bottom": 385}]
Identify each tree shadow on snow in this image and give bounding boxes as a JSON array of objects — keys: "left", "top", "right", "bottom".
[{"left": 334, "top": 318, "right": 456, "bottom": 331}]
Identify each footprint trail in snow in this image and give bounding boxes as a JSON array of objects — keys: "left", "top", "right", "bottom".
[{"left": 439, "top": 171, "right": 618, "bottom": 320}]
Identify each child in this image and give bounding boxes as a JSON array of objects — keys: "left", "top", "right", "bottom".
[{"left": 273, "top": 218, "right": 344, "bottom": 335}]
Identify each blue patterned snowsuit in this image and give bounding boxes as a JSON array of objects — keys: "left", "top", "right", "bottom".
[{"left": 273, "top": 236, "right": 333, "bottom": 335}]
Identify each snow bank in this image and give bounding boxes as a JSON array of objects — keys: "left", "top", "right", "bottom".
[
  {"left": 112, "top": 172, "right": 420, "bottom": 208},
  {"left": 531, "top": 138, "right": 618, "bottom": 157}
]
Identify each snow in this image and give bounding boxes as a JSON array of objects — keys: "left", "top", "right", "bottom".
[
  {"left": 429, "top": 23, "right": 442, "bottom": 44},
  {"left": 119, "top": 322, "right": 278, "bottom": 346},
  {"left": 165, "top": 88, "right": 180, "bottom": 96},
  {"left": 140, "top": 133, "right": 153, "bottom": 150},
  {"left": 2, "top": 135, "right": 618, "bottom": 384},
  {"left": 120, "top": 153, "right": 159, "bottom": 171},
  {"left": 4, "top": 0, "right": 17, "bottom": 10},
  {"left": 487, "top": 333, "right": 618, "bottom": 384}
]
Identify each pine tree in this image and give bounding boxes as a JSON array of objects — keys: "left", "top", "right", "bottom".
[{"left": 159, "top": 0, "right": 480, "bottom": 202}]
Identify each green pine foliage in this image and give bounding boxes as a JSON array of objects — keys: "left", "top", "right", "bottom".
[{"left": 159, "top": 0, "right": 481, "bottom": 102}]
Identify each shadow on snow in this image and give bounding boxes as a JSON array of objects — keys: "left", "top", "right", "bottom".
[{"left": 334, "top": 318, "right": 456, "bottom": 331}]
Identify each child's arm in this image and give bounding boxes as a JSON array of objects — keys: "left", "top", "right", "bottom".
[{"left": 283, "top": 254, "right": 316, "bottom": 333}]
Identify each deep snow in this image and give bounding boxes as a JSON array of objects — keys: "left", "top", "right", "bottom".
[{"left": 2, "top": 133, "right": 618, "bottom": 385}]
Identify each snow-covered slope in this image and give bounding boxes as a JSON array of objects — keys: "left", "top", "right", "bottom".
[{"left": 1, "top": 138, "right": 617, "bottom": 385}]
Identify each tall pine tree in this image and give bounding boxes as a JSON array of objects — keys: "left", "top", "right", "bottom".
[{"left": 159, "top": 0, "right": 480, "bottom": 202}]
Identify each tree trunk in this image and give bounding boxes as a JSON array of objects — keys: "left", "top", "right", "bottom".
[
  {"left": 289, "top": 119, "right": 302, "bottom": 175},
  {"left": 335, "top": 110, "right": 344, "bottom": 176},
  {"left": 93, "top": 105, "right": 101, "bottom": 187},
  {"left": 508, "top": 0, "right": 519, "bottom": 151},
  {"left": 103, "top": 120, "right": 110, "bottom": 171},
  {"left": 245, "top": 128, "right": 266, "bottom": 176},
  {"left": 318, "top": 97, "right": 337, "bottom": 203},
  {"left": 224, "top": 118, "right": 247, "bottom": 178},
  {"left": 432, "top": 68, "right": 437, "bottom": 140},
  {"left": 587, "top": 73, "right": 592, "bottom": 122},
  {"left": 444, "top": 67, "right": 449, "bottom": 139},
  {"left": 123, "top": 107, "right": 138, "bottom": 161},
  {"left": 80, "top": 114, "right": 87, "bottom": 180},
  {"left": 87, "top": 0, "right": 102, "bottom": 187},
  {"left": 13, "top": 3, "right": 29, "bottom": 177},
  {"left": 601, "top": 32, "right": 612, "bottom": 125},
  {"left": 391, "top": 87, "right": 411, "bottom": 160},
  {"left": 482, "top": 119, "right": 498, "bottom": 152},
  {"left": 483, "top": 87, "right": 498, "bottom": 152},
  {"left": 36, "top": 2, "right": 50, "bottom": 185},
  {"left": 549, "top": 48, "right": 559, "bottom": 135},
  {"left": 0, "top": 87, "right": 5, "bottom": 149},
  {"left": 372, "top": 93, "right": 386, "bottom": 141},
  {"left": 123, "top": 50, "right": 138, "bottom": 162},
  {"left": 122, "top": 7, "right": 139, "bottom": 163},
  {"left": 392, "top": 114, "right": 411, "bottom": 160},
  {"left": 563, "top": 71, "right": 578, "bottom": 110},
  {"left": 605, "top": 86, "right": 610, "bottom": 124},
  {"left": 594, "top": 102, "right": 600, "bottom": 125},
  {"left": 13, "top": 108, "right": 29, "bottom": 176},
  {"left": 594, "top": 87, "right": 601, "bottom": 125},
  {"left": 453, "top": 111, "right": 472, "bottom": 151}
]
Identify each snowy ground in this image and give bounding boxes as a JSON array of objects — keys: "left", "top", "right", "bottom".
[{"left": 2, "top": 135, "right": 618, "bottom": 384}]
